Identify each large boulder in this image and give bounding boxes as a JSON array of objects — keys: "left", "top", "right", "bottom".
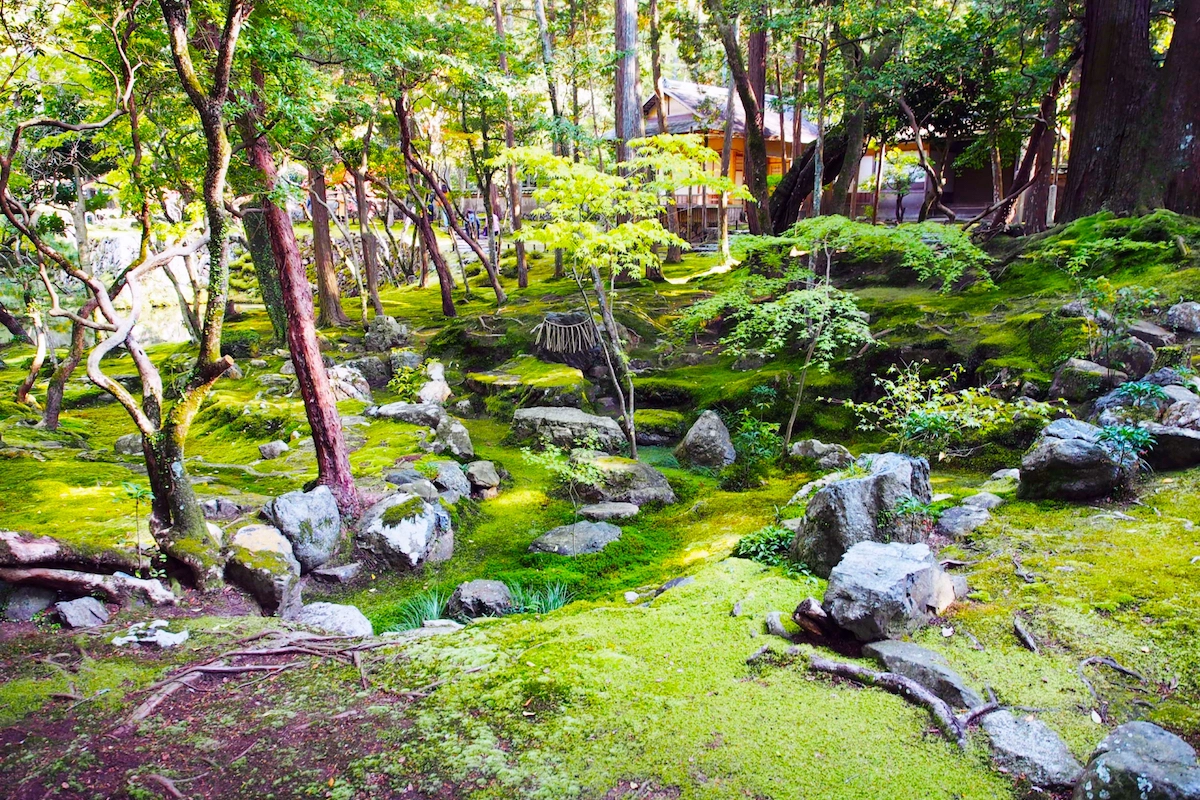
[
  {"left": 529, "top": 521, "right": 622, "bottom": 556},
  {"left": 822, "top": 542, "right": 956, "bottom": 641},
  {"left": 430, "top": 460, "right": 472, "bottom": 496},
  {"left": 675, "top": 410, "right": 736, "bottom": 468},
  {"left": 790, "top": 438, "right": 854, "bottom": 470},
  {"left": 1019, "top": 419, "right": 1129, "bottom": 500},
  {"left": 4, "top": 586, "right": 57, "bottom": 621},
  {"left": 982, "top": 711, "right": 1083, "bottom": 791},
  {"left": 1167, "top": 301, "right": 1200, "bottom": 333},
  {"left": 465, "top": 461, "right": 501, "bottom": 491},
  {"left": 1142, "top": 423, "right": 1200, "bottom": 471},
  {"left": 114, "top": 433, "right": 143, "bottom": 456},
  {"left": 1099, "top": 337, "right": 1156, "bottom": 380},
  {"left": 789, "top": 453, "right": 932, "bottom": 578},
  {"left": 447, "top": 579, "right": 513, "bottom": 618},
  {"left": 363, "top": 315, "right": 410, "bottom": 351},
  {"left": 262, "top": 485, "right": 342, "bottom": 573},
  {"left": 357, "top": 494, "right": 453, "bottom": 569},
  {"left": 1129, "top": 320, "right": 1176, "bottom": 349},
  {"left": 511, "top": 407, "right": 627, "bottom": 453},
  {"left": 1073, "top": 721, "right": 1200, "bottom": 800},
  {"left": 343, "top": 356, "right": 392, "bottom": 389},
  {"left": 570, "top": 451, "right": 677, "bottom": 506},
  {"left": 224, "top": 524, "right": 302, "bottom": 617},
  {"left": 1049, "top": 358, "right": 1128, "bottom": 403},
  {"left": 366, "top": 401, "right": 447, "bottom": 429},
  {"left": 294, "top": 602, "right": 373, "bottom": 637},
  {"left": 862, "top": 640, "right": 983, "bottom": 709}
]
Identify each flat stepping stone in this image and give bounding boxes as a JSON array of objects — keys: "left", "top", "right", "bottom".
[
  {"left": 862, "top": 640, "right": 983, "bottom": 709},
  {"left": 579, "top": 502, "right": 640, "bottom": 520},
  {"left": 529, "top": 521, "right": 621, "bottom": 556}
]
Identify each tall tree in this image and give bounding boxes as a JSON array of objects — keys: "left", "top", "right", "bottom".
[{"left": 614, "top": 0, "right": 643, "bottom": 165}]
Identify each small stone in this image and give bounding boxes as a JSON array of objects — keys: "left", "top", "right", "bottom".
[
  {"left": 310, "top": 562, "right": 362, "bottom": 583},
  {"left": 624, "top": 591, "right": 640, "bottom": 604},
  {"left": 430, "top": 461, "right": 471, "bottom": 495},
  {"left": 656, "top": 576, "right": 695, "bottom": 595},
  {"left": 447, "top": 580, "right": 513, "bottom": 618},
  {"left": 676, "top": 410, "right": 736, "bottom": 468},
  {"left": 1073, "top": 721, "right": 1200, "bottom": 800},
  {"left": 294, "top": 602, "right": 373, "bottom": 637},
  {"left": 982, "top": 711, "right": 1082, "bottom": 790},
  {"left": 114, "top": 432, "right": 143, "bottom": 456},
  {"left": 862, "top": 640, "right": 984, "bottom": 709},
  {"left": 56, "top": 597, "right": 110, "bottom": 628},
  {"left": 935, "top": 505, "right": 991, "bottom": 537},
  {"left": 1167, "top": 301, "right": 1200, "bottom": 333},
  {"left": 395, "top": 479, "right": 439, "bottom": 501},
  {"left": 990, "top": 468, "right": 1020, "bottom": 481},
  {"left": 258, "top": 440, "right": 289, "bottom": 460},
  {"left": 529, "top": 521, "right": 622, "bottom": 556},
  {"left": 579, "top": 502, "right": 640, "bottom": 521},
  {"left": 961, "top": 492, "right": 1003, "bottom": 510},
  {"left": 789, "top": 438, "right": 854, "bottom": 470},
  {"left": 465, "top": 460, "right": 501, "bottom": 490}
]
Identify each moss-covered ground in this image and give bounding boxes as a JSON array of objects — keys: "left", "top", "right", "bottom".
[{"left": 1, "top": 212, "right": 1198, "bottom": 797}]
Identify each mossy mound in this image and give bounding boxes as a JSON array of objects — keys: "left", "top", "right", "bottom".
[{"left": 465, "top": 355, "right": 590, "bottom": 410}]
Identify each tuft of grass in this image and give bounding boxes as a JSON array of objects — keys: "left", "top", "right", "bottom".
[
  {"left": 385, "top": 589, "right": 449, "bottom": 632},
  {"left": 507, "top": 581, "right": 572, "bottom": 615}
]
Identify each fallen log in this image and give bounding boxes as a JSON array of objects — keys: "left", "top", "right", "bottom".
[
  {"left": 808, "top": 655, "right": 968, "bottom": 750},
  {"left": 0, "top": 567, "right": 176, "bottom": 605}
]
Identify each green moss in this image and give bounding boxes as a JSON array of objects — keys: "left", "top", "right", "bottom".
[
  {"left": 633, "top": 408, "right": 687, "bottom": 437},
  {"left": 381, "top": 496, "right": 427, "bottom": 527}
]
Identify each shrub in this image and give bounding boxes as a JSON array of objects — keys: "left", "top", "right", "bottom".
[
  {"left": 719, "top": 396, "right": 781, "bottom": 490},
  {"left": 732, "top": 524, "right": 793, "bottom": 566},
  {"left": 1116, "top": 381, "right": 1169, "bottom": 419},
  {"left": 1097, "top": 425, "right": 1155, "bottom": 471},
  {"left": 387, "top": 366, "right": 424, "bottom": 401},
  {"left": 220, "top": 329, "right": 262, "bottom": 358}
]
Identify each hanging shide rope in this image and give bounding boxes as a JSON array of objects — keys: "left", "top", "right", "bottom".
[{"left": 533, "top": 316, "right": 600, "bottom": 354}]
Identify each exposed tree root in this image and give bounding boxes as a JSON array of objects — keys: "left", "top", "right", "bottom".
[
  {"left": 808, "top": 655, "right": 968, "bottom": 750},
  {"left": 1013, "top": 616, "right": 1040, "bottom": 654}
]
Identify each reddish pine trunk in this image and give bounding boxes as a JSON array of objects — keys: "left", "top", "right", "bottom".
[
  {"left": 310, "top": 164, "right": 351, "bottom": 327},
  {"left": 238, "top": 114, "right": 360, "bottom": 514}
]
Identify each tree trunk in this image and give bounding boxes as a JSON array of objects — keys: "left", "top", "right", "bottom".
[
  {"left": 533, "top": 0, "right": 564, "bottom": 156},
  {"left": 706, "top": 0, "right": 771, "bottom": 234},
  {"left": 1059, "top": 0, "right": 1153, "bottom": 220},
  {"left": 352, "top": 168, "right": 384, "bottom": 316},
  {"left": 42, "top": 315, "right": 88, "bottom": 429},
  {"left": 310, "top": 163, "right": 351, "bottom": 327},
  {"left": 237, "top": 108, "right": 360, "bottom": 515},
  {"left": 828, "top": 101, "right": 864, "bottom": 217},
  {"left": 768, "top": 128, "right": 848, "bottom": 233},
  {"left": 16, "top": 307, "right": 46, "bottom": 408},
  {"left": 492, "top": 0, "right": 528, "bottom": 287},
  {"left": 614, "top": 0, "right": 643, "bottom": 164},
  {"left": 649, "top": 0, "right": 681, "bottom": 268},
  {"left": 242, "top": 208, "right": 288, "bottom": 341},
  {"left": 1024, "top": 5, "right": 1063, "bottom": 233},
  {"left": 812, "top": 34, "right": 828, "bottom": 217},
  {"left": 719, "top": 70, "right": 737, "bottom": 259},
  {"left": 72, "top": 163, "right": 89, "bottom": 273},
  {"left": 1144, "top": 0, "right": 1200, "bottom": 215}
]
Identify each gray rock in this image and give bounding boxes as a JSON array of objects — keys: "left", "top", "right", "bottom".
[
  {"left": 1167, "top": 301, "right": 1200, "bottom": 333},
  {"left": 431, "top": 416, "right": 474, "bottom": 459},
  {"left": 395, "top": 479, "right": 439, "bottom": 501},
  {"left": 201, "top": 497, "right": 243, "bottom": 521},
  {"left": 571, "top": 451, "right": 677, "bottom": 506},
  {"left": 262, "top": 485, "right": 342, "bottom": 573},
  {"left": 225, "top": 524, "right": 302, "bottom": 617},
  {"left": 114, "top": 432, "right": 143, "bottom": 456},
  {"left": 529, "top": 521, "right": 622, "bottom": 556},
  {"left": 258, "top": 440, "right": 289, "bottom": 460},
  {"left": 821, "top": 541, "right": 957, "bottom": 641},
  {"left": 249, "top": 358, "right": 268, "bottom": 368},
  {"left": 1049, "top": 358, "right": 1128, "bottom": 403},
  {"left": 356, "top": 494, "right": 453, "bottom": 569},
  {"left": 676, "top": 410, "right": 736, "bottom": 468},
  {"left": 294, "top": 602, "right": 373, "bottom": 637},
  {"left": 1145, "top": 367, "right": 1188, "bottom": 387},
  {"left": 990, "top": 468, "right": 1020, "bottom": 481},
  {"left": 1060, "top": 300, "right": 1114, "bottom": 327},
  {"left": 343, "top": 356, "right": 392, "bottom": 389},
  {"left": 579, "top": 502, "right": 640, "bottom": 521},
  {"left": 5, "top": 586, "right": 57, "bottom": 621},
  {"left": 1073, "top": 721, "right": 1200, "bottom": 800},
  {"left": 384, "top": 468, "right": 426, "bottom": 486},
  {"left": 327, "top": 365, "right": 373, "bottom": 403},
  {"left": 418, "top": 361, "right": 452, "bottom": 405},
  {"left": 390, "top": 349, "right": 423, "bottom": 370},
  {"left": 363, "top": 315, "right": 410, "bottom": 351},
  {"left": 310, "top": 562, "right": 362, "bottom": 583},
  {"left": 982, "top": 710, "right": 1083, "bottom": 790},
  {"left": 1164, "top": 385, "right": 1200, "bottom": 406},
  {"left": 447, "top": 579, "right": 513, "bottom": 618},
  {"left": 367, "top": 401, "right": 447, "bottom": 429},
  {"left": 55, "top": 596, "right": 110, "bottom": 628},
  {"left": 430, "top": 460, "right": 471, "bottom": 496},
  {"left": 465, "top": 461, "right": 500, "bottom": 490},
  {"left": 790, "top": 438, "right": 855, "bottom": 470},
  {"left": 1019, "top": 419, "right": 1129, "bottom": 501},
  {"left": 962, "top": 491, "right": 1004, "bottom": 510},
  {"left": 935, "top": 505, "right": 992, "bottom": 537},
  {"left": 511, "top": 406, "right": 628, "bottom": 453},
  {"left": 1129, "top": 319, "right": 1177, "bottom": 349},
  {"left": 1142, "top": 423, "right": 1200, "bottom": 471},
  {"left": 862, "top": 640, "right": 984, "bottom": 709},
  {"left": 790, "top": 453, "right": 933, "bottom": 578},
  {"left": 280, "top": 360, "right": 296, "bottom": 375}
]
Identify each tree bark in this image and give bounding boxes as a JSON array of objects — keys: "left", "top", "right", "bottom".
[
  {"left": 42, "top": 314, "right": 88, "bottom": 429},
  {"left": 237, "top": 103, "right": 360, "bottom": 515},
  {"left": 1023, "top": 4, "right": 1063, "bottom": 233},
  {"left": 351, "top": 165, "right": 384, "bottom": 316},
  {"left": 719, "top": 70, "right": 737, "bottom": 259},
  {"left": 310, "top": 163, "right": 351, "bottom": 327},
  {"left": 533, "top": 0, "right": 564, "bottom": 156},
  {"left": 241, "top": 208, "right": 288, "bottom": 341},
  {"left": 0, "top": 300, "right": 32, "bottom": 344},
  {"left": 768, "top": 128, "right": 848, "bottom": 233},
  {"left": 16, "top": 307, "right": 46, "bottom": 408},
  {"left": 649, "top": 0, "right": 680, "bottom": 268},
  {"left": 614, "top": 0, "right": 643, "bottom": 165}
]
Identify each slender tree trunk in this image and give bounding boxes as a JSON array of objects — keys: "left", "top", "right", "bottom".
[
  {"left": 310, "top": 163, "right": 351, "bottom": 327},
  {"left": 352, "top": 168, "right": 384, "bottom": 316},
  {"left": 237, "top": 106, "right": 360, "bottom": 514},
  {"left": 42, "top": 312, "right": 90, "bottom": 430},
  {"left": 242, "top": 208, "right": 288, "bottom": 340},
  {"left": 492, "top": 0, "right": 528, "bottom": 287},
  {"left": 72, "top": 163, "right": 89, "bottom": 273},
  {"left": 719, "top": 70, "right": 737, "bottom": 260},
  {"left": 533, "top": 0, "right": 564, "bottom": 156},
  {"left": 813, "top": 35, "right": 828, "bottom": 217},
  {"left": 649, "top": 0, "right": 680, "bottom": 268},
  {"left": 16, "top": 307, "right": 46, "bottom": 408},
  {"left": 1024, "top": 5, "right": 1063, "bottom": 232},
  {"left": 792, "top": 40, "right": 805, "bottom": 166}
]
